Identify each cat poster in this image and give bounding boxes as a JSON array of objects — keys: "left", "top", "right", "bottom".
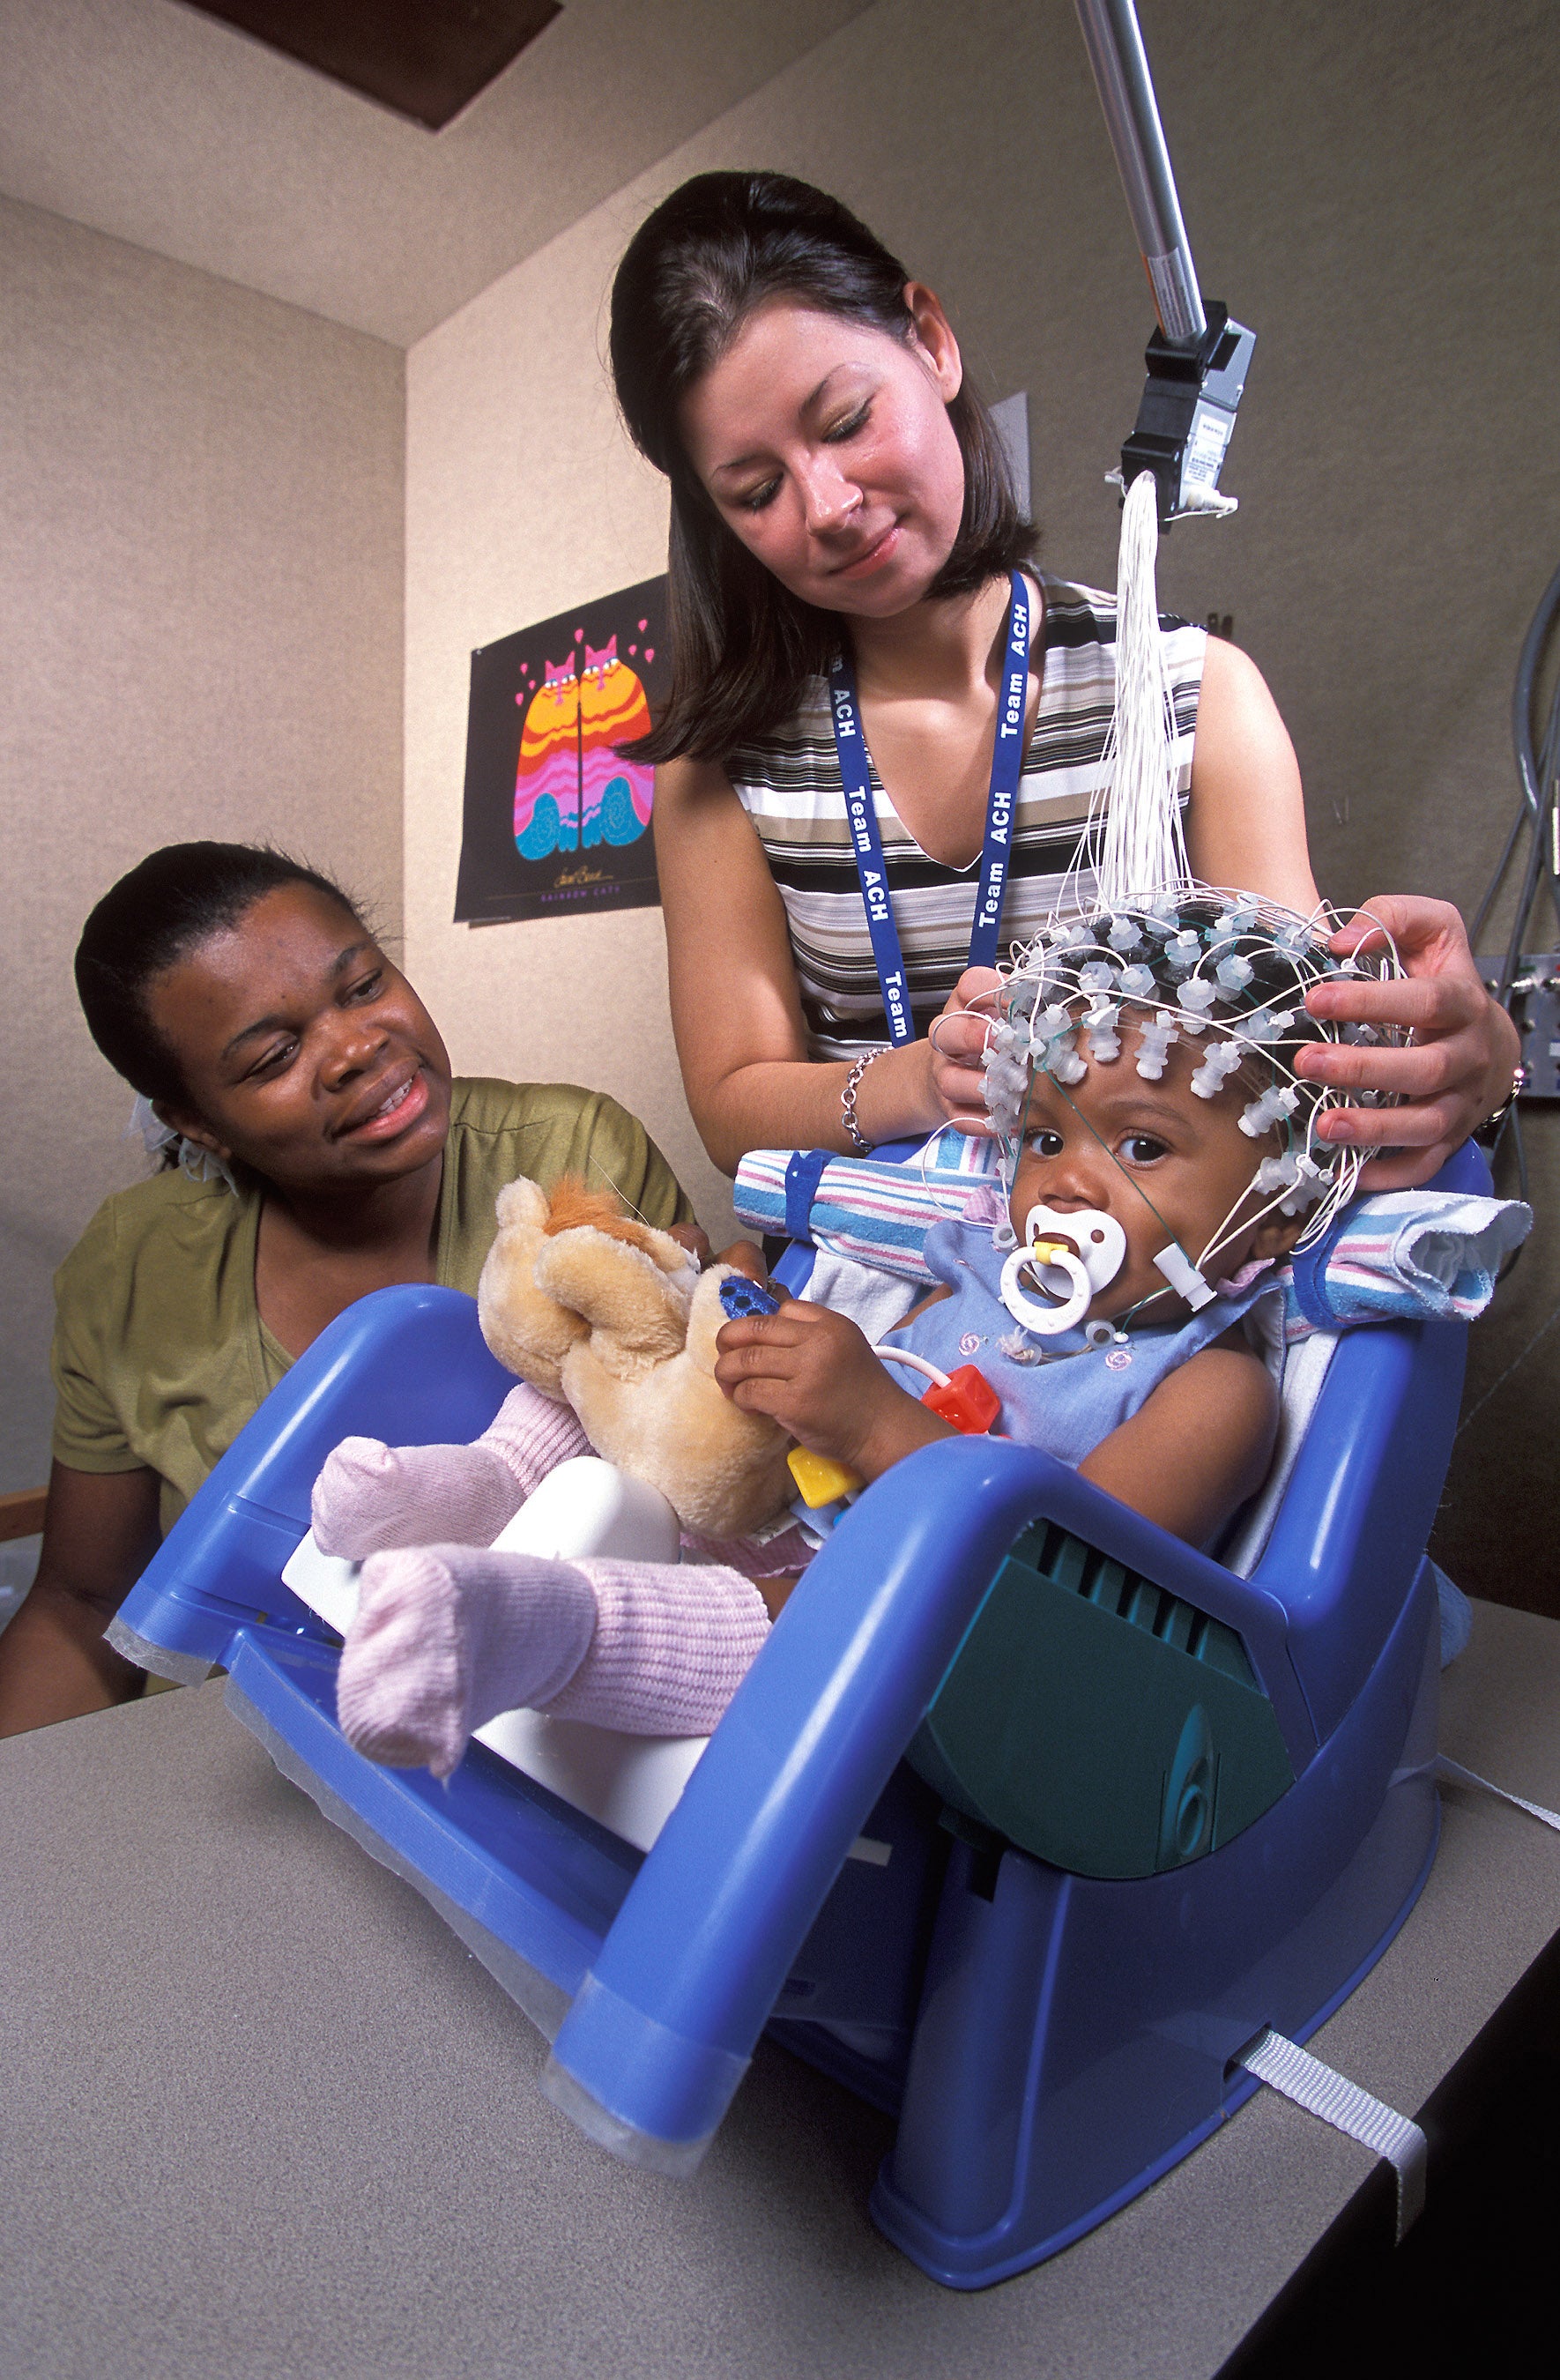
[{"left": 454, "top": 574, "right": 668, "bottom": 925}]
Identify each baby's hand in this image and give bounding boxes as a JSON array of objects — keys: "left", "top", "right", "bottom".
[{"left": 713, "top": 1303, "right": 950, "bottom": 1483}]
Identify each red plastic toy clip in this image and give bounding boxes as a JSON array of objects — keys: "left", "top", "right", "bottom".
[{"left": 920, "top": 1365, "right": 1001, "bottom": 1436}]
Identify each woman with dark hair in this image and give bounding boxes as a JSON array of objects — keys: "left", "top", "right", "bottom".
[
  {"left": 610, "top": 170, "right": 1515, "bottom": 1180},
  {"left": 0, "top": 843, "right": 692, "bottom": 1737}
]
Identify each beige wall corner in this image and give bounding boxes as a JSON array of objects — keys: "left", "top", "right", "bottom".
[{"left": 0, "top": 197, "right": 405, "bottom": 1491}]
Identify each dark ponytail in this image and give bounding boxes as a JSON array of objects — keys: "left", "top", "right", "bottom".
[
  {"left": 609, "top": 171, "right": 1036, "bottom": 763},
  {"left": 75, "top": 842, "right": 364, "bottom": 1105}
]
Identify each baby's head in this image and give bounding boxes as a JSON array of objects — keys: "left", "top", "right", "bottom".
[{"left": 978, "top": 891, "right": 1406, "bottom": 1333}]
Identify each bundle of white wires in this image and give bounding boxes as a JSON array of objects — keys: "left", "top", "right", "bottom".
[{"left": 1082, "top": 468, "right": 1190, "bottom": 912}]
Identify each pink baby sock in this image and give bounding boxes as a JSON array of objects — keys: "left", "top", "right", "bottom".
[
  {"left": 336, "top": 1548, "right": 770, "bottom": 1778},
  {"left": 337, "top": 1544, "right": 596, "bottom": 1778},
  {"left": 311, "top": 1381, "right": 591, "bottom": 1559},
  {"left": 548, "top": 1558, "right": 772, "bottom": 1735}
]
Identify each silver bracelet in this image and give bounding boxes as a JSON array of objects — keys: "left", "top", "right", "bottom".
[
  {"left": 841, "top": 1049, "right": 887, "bottom": 1156},
  {"left": 1475, "top": 1064, "right": 1526, "bottom": 1145}
]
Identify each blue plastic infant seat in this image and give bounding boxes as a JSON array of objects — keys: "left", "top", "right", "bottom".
[{"left": 111, "top": 1147, "right": 1488, "bottom": 2287}]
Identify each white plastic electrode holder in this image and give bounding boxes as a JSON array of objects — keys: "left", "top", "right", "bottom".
[
  {"left": 999, "top": 1205, "right": 1127, "bottom": 1336},
  {"left": 1151, "top": 1241, "right": 1217, "bottom": 1312}
]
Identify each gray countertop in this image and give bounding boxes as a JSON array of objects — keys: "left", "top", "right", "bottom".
[{"left": 3, "top": 1599, "right": 1559, "bottom": 2380}]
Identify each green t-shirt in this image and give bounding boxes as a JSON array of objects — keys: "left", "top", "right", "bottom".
[{"left": 51, "top": 1077, "right": 692, "bottom": 1534}]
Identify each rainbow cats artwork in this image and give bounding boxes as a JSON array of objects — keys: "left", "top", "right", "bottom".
[
  {"left": 514, "top": 636, "right": 655, "bottom": 860},
  {"left": 456, "top": 572, "right": 667, "bottom": 926}
]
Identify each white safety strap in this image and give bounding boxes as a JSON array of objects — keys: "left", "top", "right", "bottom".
[
  {"left": 1236, "top": 1758, "right": 1560, "bottom": 2244},
  {"left": 1434, "top": 1754, "right": 1560, "bottom": 1835},
  {"left": 1237, "top": 2028, "right": 1427, "bottom": 2241}
]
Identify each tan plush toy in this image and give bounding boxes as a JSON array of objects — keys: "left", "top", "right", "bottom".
[{"left": 476, "top": 1177, "right": 793, "bottom": 1540}]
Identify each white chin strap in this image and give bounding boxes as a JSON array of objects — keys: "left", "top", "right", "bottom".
[{"left": 999, "top": 1205, "right": 1127, "bottom": 1336}]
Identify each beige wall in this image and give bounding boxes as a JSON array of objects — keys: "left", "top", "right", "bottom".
[
  {"left": 405, "top": 0, "right": 1558, "bottom": 1603},
  {"left": 405, "top": 0, "right": 1557, "bottom": 1177},
  {"left": 0, "top": 196, "right": 405, "bottom": 1493},
  {"left": 404, "top": 188, "right": 724, "bottom": 1232}
]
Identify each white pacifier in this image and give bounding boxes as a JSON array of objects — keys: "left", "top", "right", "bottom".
[{"left": 999, "top": 1204, "right": 1128, "bottom": 1336}]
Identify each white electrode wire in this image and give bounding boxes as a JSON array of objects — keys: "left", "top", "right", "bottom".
[
  {"left": 1190, "top": 1073, "right": 1363, "bottom": 1277},
  {"left": 873, "top": 1345, "right": 951, "bottom": 1389},
  {"left": 1337, "top": 904, "right": 1407, "bottom": 980},
  {"left": 1196, "top": 1177, "right": 1292, "bottom": 1280},
  {"left": 927, "top": 996, "right": 1004, "bottom": 1060},
  {"left": 1195, "top": 1157, "right": 1329, "bottom": 1280},
  {"left": 1192, "top": 1101, "right": 1358, "bottom": 1273}
]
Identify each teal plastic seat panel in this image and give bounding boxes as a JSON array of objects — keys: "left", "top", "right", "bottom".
[{"left": 912, "top": 1517, "right": 1295, "bottom": 1878}]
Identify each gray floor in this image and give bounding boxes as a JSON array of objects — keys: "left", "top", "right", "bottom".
[{"left": 3, "top": 1602, "right": 1559, "bottom": 2380}]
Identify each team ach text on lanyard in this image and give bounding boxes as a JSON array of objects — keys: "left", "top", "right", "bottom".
[{"left": 827, "top": 571, "right": 1032, "bottom": 1047}]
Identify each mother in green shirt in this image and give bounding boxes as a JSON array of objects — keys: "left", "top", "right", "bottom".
[{"left": 0, "top": 842, "right": 691, "bottom": 1738}]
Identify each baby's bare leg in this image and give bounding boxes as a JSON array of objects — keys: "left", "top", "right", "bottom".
[
  {"left": 336, "top": 1547, "right": 770, "bottom": 1777},
  {"left": 311, "top": 1382, "right": 591, "bottom": 1559}
]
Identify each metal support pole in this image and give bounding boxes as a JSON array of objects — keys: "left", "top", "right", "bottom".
[{"left": 1074, "top": 0, "right": 1206, "bottom": 346}]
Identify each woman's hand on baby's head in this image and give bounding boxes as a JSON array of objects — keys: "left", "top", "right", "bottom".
[
  {"left": 928, "top": 967, "right": 1005, "bottom": 1136},
  {"left": 1299, "top": 896, "right": 1521, "bottom": 1189},
  {"left": 713, "top": 1302, "right": 933, "bottom": 1480}
]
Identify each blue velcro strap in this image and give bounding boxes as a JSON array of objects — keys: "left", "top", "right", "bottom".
[
  {"left": 784, "top": 1149, "right": 831, "bottom": 1246},
  {"left": 1289, "top": 1205, "right": 1356, "bottom": 1330}
]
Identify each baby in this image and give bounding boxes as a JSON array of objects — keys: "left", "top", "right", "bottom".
[{"left": 316, "top": 893, "right": 1404, "bottom": 1777}]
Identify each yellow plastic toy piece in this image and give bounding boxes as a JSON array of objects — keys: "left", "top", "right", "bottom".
[{"left": 787, "top": 1446, "right": 864, "bottom": 1508}]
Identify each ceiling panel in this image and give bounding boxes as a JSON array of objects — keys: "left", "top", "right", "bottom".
[
  {"left": 182, "top": 2, "right": 563, "bottom": 131},
  {"left": 0, "top": 0, "right": 878, "bottom": 346}
]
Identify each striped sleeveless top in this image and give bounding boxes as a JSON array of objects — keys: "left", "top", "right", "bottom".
[{"left": 727, "top": 573, "right": 1207, "bottom": 1060}]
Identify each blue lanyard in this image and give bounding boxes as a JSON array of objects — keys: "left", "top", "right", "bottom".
[{"left": 826, "top": 571, "right": 1032, "bottom": 1046}]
